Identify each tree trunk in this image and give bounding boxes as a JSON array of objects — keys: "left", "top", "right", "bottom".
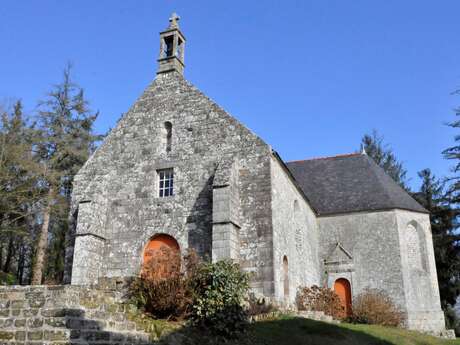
[
  {"left": 0, "top": 241, "right": 3, "bottom": 270},
  {"left": 16, "top": 244, "right": 25, "bottom": 285},
  {"left": 31, "top": 190, "right": 52, "bottom": 285},
  {"left": 3, "top": 235, "right": 14, "bottom": 273}
]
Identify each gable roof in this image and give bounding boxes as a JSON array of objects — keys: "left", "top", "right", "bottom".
[{"left": 286, "top": 153, "right": 427, "bottom": 216}]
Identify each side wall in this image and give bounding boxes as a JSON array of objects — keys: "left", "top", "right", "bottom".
[
  {"left": 270, "top": 156, "right": 321, "bottom": 305},
  {"left": 395, "top": 210, "right": 445, "bottom": 332},
  {"left": 318, "top": 211, "right": 407, "bottom": 309}
]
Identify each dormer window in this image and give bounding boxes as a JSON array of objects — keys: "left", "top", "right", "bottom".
[{"left": 158, "top": 169, "right": 174, "bottom": 197}]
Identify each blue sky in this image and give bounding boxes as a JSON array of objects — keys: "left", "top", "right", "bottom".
[{"left": 1, "top": 1, "right": 459, "bottom": 190}]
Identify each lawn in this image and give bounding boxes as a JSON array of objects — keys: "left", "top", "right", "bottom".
[
  {"left": 245, "top": 316, "right": 460, "bottom": 345},
  {"left": 160, "top": 316, "right": 460, "bottom": 345}
]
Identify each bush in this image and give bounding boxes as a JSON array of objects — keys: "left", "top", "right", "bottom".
[
  {"left": 296, "top": 285, "right": 345, "bottom": 319},
  {"left": 247, "top": 294, "right": 276, "bottom": 317},
  {"left": 350, "top": 289, "right": 403, "bottom": 327},
  {"left": 130, "top": 252, "right": 251, "bottom": 339},
  {"left": 129, "top": 248, "right": 199, "bottom": 320},
  {"left": 0, "top": 271, "right": 16, "bottom": 285},
  {"left": 444, "top": 306, "right": 460, "bottom": 337},
  {"left": 189, "top": 260, "right": 250, "bottom": 338}
]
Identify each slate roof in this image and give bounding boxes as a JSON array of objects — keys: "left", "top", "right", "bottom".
[{"left": 286, "top": 153, "right": 427, "bottom": 216}]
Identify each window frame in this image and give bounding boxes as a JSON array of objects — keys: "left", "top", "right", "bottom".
[{"left": 157, "top": 168, "right": 174, "bottom": 198}]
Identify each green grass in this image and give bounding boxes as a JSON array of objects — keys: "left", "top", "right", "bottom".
[
  {"left": 244, "top": 316, "right": 460, "bottom": 345},
  {"left": 159, "top": 315, "right": 460, "bottom": 345}
]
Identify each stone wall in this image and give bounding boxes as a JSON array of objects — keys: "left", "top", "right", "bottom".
[
  {"left": 318, "top": 211, "right": 407, "bottom": 309},
  {"left": 270, "top": 155, "right": 321, "bottom": 304},
  {"left": 67, "top": 71, "right": 275, "bottom": 296},
  {"left": 395, "top": 210, "right": 445, "bottom": 332},
  {"left": 0, "top": 284, "right": 151, "bottom": 345},
  {"left": 318, "top": 209, "right": 445, "bottom": 333}
]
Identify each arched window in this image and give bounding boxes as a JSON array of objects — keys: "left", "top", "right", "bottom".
[
  {"left": 406, "top": 222, "right": 428, "bottom": 272},
  {"left": 283, "top": 256, "right": 289, "bottom": 299},
  {"left": 293, "top": 200, "right": 299, "bottom": 214},
  {"left": 164, "top": 121, "right": 172, "bottom": 152}
]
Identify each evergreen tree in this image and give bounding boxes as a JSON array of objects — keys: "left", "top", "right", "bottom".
[
  {"left": 361, "top": 130, "right": 409, "bottom": 190},
  {"left": 31, "top": 65, "right": 101, "bottom": 284},
  {"left": 443, "top": 90, "right": 460, "bottom": 204},
  {"left": 0, "top": 101, "right": 42, "bottom": 284},
  {"left": 413, "top": 169, "right": 460, "bottom": 308}
]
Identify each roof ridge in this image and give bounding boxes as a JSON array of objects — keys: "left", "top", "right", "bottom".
[{"left": 287, "top": 152, "right": 362, "bottom": 163}]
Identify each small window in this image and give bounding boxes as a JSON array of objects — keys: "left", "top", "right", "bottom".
[
  {"left": 158, "top": 169, "right": 174, "bottom": 197},
  {"left": 283, "top": 256, "right": 289, "bottom": 299},
  {"left": 164, "top": 121, "right": 172, "bottom": 152},
  {"left": 293, "top": 200, "right": 299, "bottom": 213}
]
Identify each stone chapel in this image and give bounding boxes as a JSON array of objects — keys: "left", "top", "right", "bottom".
[{"left": 65, "top": 14, "right": 446, "bottom": 332}]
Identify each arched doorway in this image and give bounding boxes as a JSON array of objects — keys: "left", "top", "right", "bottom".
[
  {"left": 283, "top": 256, "right": 289, "bottom": 299},
  {"left": 142, "top": 234, "right": 180, "bottom": 279},
  {"left": 334, "top": 278, "right": 352, "bottom": 316}
]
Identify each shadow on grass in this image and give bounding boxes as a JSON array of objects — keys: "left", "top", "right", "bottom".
[
  {"left": 55, "top": 311, "right": 399, "bottom": 345},
  {"left": 245, "top": 317, "right": 395, "bottom": 345}
]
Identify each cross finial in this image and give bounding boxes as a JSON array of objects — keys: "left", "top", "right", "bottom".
[{"left": 169, "top": 12, "right": 180, "bottom": 28}]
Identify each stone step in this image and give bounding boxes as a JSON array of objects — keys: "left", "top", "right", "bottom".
[
  {"left": 69, "top": 329, "right": 151, "bottom": 344},
  {"left": 0, "top": 316, "right": 139, "bottom": 332},
  {"left": 296, "top": 310, "right": 338, "bottom": 323}
]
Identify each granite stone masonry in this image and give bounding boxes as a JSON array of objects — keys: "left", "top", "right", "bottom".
[
  {"left": 63, "top": 14, "right": 448, "bottom": 334},
  {"left": 0, "top": 284, "right": 152, "bottom": 345}
]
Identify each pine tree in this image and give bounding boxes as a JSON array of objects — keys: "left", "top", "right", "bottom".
[
  {"left": 361, "top": 130, "right": 409, "bottom": 190},
  {"left": 413, "top": 169, "right": 460, "bottom": 308},
  {"left": 31, "top": 65, "right": 101, "bottom": 284}
]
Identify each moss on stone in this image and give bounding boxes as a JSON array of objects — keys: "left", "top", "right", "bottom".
[
  {"left": 124, "top": 303, "right": 182, "bottom": 341},
  {"left": 0, "top": 331, "right": 14, "bottom": 340},
  {"left": 79, "top": 298, "right": 100, "bottom": 309}
]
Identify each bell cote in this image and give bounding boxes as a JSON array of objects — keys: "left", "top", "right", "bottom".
[{"left": 157, "top": 13, "right": 186, "bottom": 75}]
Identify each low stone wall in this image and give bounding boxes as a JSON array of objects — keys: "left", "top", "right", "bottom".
[
  {"left": 0, "top": 284, "right": 455, "bottom": 343},
  {"left": 0, "top": 284, "right": 151, "bottom": 345}
]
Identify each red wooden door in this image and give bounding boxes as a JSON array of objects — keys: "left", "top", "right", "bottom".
[
  {"left": 334, "top": 278, "right": 352, "bottom": 316},
  {"left": 142, "top": 234, "right": 180, "bottom": 278}
]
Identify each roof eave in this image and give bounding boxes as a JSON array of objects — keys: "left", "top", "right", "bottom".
[{"left": 317, "top": 207, "right": 430, "bottom": 218}]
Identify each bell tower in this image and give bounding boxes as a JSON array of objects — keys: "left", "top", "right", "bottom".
[{"left": 157, "top": 13, "right": 186, "bottom": 75}]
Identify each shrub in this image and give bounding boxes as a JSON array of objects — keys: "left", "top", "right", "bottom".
[
  {"left": 0, "top": 271, "right": 16, "bottom": 285},
  {"left": 444, "top": 306, "right": 460, "bottom": 337},
  {"left": 247, "top": 294, "right": 276, "bottom": 317},
  {"left": 129, "top": 248, "right": 199, "bottom": 320},
  {"left": 296, "top": 285, "right": 345, "bottom": 319},
  {"left": 189, "top": 260, "right": 250, "bottom": 338},
  {"left": 350, "top": 288, "right": 403, "bottom": 327}
]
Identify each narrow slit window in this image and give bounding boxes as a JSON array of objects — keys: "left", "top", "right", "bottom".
[
  {"left": 158, "top": 169, "right": 174, "bottom": 197},
  {"left": 164, "top": 122, "right": 172, "bottom": 152}
]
